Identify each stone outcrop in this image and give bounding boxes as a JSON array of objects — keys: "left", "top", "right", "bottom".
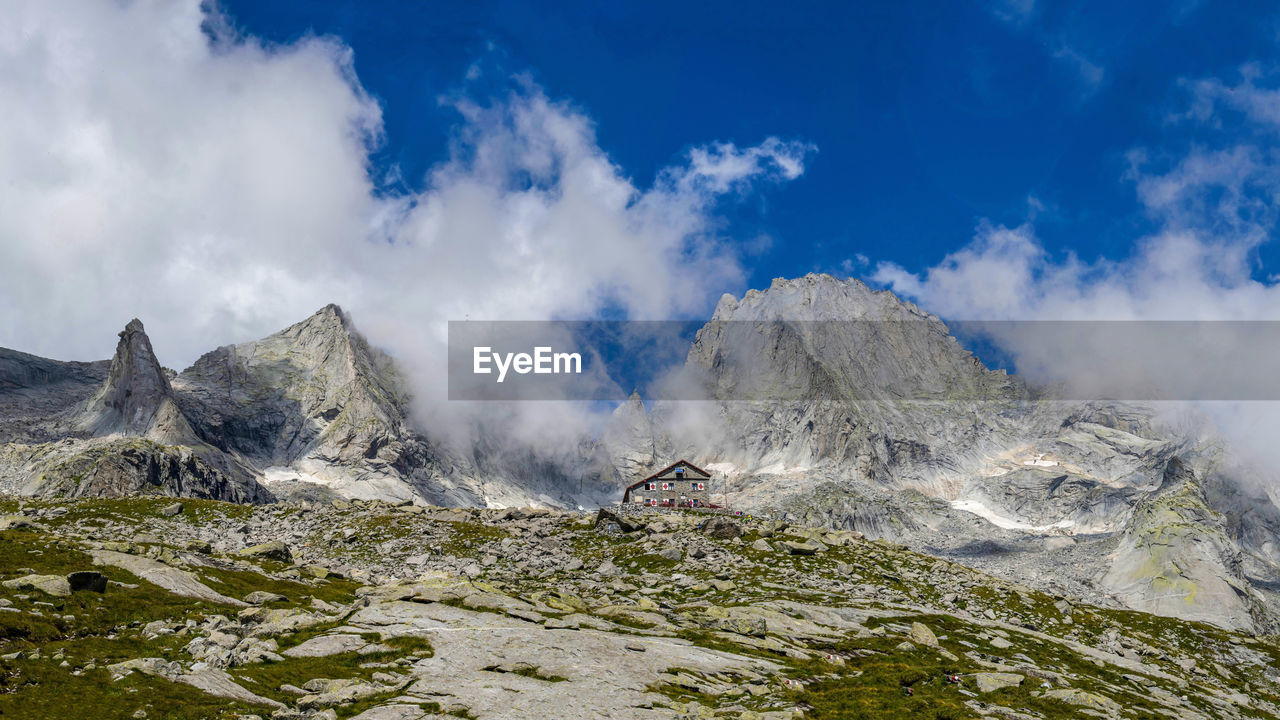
[
  {"left": 172, "top": 305, "right": 467, "bottom": 504},
  {"left": 3, "top": 495, "right": 1274, "bottom": 718},
  {"left": 0, "top": 319, "right": 268, "bottom": 503},
  {"left": 1101, "top": 457, "right": 1263, "bottom": 630},
  {"left": 80, "top": 319, "right": 197, "bottom": 444}
]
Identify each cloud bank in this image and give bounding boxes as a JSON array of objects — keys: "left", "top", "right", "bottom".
[{"left": 0, "top": 1, "right": 812, "bottom": 441}]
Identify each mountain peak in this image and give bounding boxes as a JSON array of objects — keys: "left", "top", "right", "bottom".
[
  {"left": 81, "top": 318, "right": 181, "bottom": 436},
  {"left": 317, "top": 303, "right": 346, "bottom": 319},
  {"left": 280, "top": 303, "right": 353, "bottom": 342},
  {"left": 716, "top": 273, "right": 929, "bottom": 323},
  {"left": 173, "top": 303, "right": 416, "bottom": 473},
  {"left": 121, "top": 318, "right": 146, "bottom": 336}
]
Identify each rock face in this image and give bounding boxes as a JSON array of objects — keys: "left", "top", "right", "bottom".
[
  {"left": 80, "top": 319, "right": 192, "bottom": 441},
  {"left": 600, "top": 392, "right": 660, "bottom": 482},
  {"left": 1101, "top": 458, "right": 1263, "bottom": 630},
  {"left": 0, "top": 319, "right": 267, "bottom": 503},
  {"left": 0, "top": 348, "right": 107, "bottom": 442},
  {"left": 681, "top": 277, "right": 1025, "bottom": 478},
  {"left": 174, "top": 306, "right": 422, "bottom": 473},
  {"left": 170, "top": 305, "right": 462, "bottom": 504},
  {"left": 10, "top": 437, "right": 266, "bottom": 502},
  {"left": 599, "top": 274, "right": 1280, "bottom": 632},
  {"left": 616, "top": 275, "right": 1034, "bottom": 508},
  {"left": 0, "top": 305, "right": 590, "bottom": 508}
]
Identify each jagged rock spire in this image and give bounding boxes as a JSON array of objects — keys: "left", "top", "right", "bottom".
[{"left": 81, "top": 318, "right": 194, "bottom": 441}]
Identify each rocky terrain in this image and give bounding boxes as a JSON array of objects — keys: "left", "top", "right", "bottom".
[
  {"left": 4, "top": 273, "right": 1280, "bottom": 642},
  {"left": 1, "top": 495, "right": 1278, "bottom": 720},
  {"left": 602, "top": 275, "right": 1280, "bottom": 634}
]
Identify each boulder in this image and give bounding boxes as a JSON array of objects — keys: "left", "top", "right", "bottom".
[
  {"left": 243, "top": 591, "right": 287, "bottom": 605},
  {"left": 297, "top": 679, "right": 386, "bottom": 710},
  {"left": 2, "top": 574, "right": 70, "bottom": 597},
  {"left": 108, "top": 657, "right": 181, "bottom": 679},
  {"left": 701, "top": 517, "right": 743, "bottom": 539},
  {"left": 1042, "top": 688, "right": 1121, "bottom": 712},
  {"left": 908, "top": 621, "right": 938, "bottom": 648},
  {"left": 160, "top": 502, "right": 184, "bottom": 517},
  {"left": 0, "top": 515, "right": 40, "bottom": 531},
  {"left": 66, "top": 570, "right": 108, "bottom": 593},
  {"left": 974, "top": 672, "right": 1023, "bottom": 693},
  {"left": 658, "top": 547, "right": 683, "bottom": 562},
  {"left": 708, "top": 616, "right": 767, "bottom": 637},
  {"left": 235, "top": 541, "right": 292, "bottom": 563},
  {"left": 595, "top": 508, "right": 644, "bottom": 534},
  {"left": 780, "top": 540, "right": 818, "bottom": 556},
  {"left": 183, "top": 539, "right": 212, "bottom": 554},
  {"left": 303, "top": 564, "right": 340, "bottom": 579}
]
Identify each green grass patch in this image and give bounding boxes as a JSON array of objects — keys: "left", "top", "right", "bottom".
[
  {"left": 233, "top": 640, "right": 429, "bottom": 706},
  {"left": 196, "top": 563, "right": 360, "bottom": 607},
  {"left": 790, "top": 641, "right": 973, "bottom": 720},
  {"left": 437, "top": 521, "right": 510, "bottom": 558},
  {"left": 0, "top": 530, "right": 234, "bottom": 649},
  {"left": 0, "top": 660, "right": 261, "bottom": 719}
]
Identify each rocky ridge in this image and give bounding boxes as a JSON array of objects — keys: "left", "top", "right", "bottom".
[
  {"left": 599, "top": 274, "right": 1280, "bottom": 634},
  {"left": 171, "top": 305, "right": 463, "bottom": 505}
]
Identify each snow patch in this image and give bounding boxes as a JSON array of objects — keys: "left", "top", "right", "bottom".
[
  {"left": 261, "top": 463, "right": 419, "bottom": 504},
  {"left": 703, "top": 462, "right": 741, "bottom": 477},
  {"left": 951, "top": 499, "right": 1075, "bottom": 533}
]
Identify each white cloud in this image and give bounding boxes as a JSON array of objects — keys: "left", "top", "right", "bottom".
[
  {"left": 0, "top": 0, "right": 382, "bottom": 363},
  {"left": 0, "top": 0, "right": 812, "bottom": 457},
  {"left": 0, "top": 1, "right": 810, "bottom": 362},
  {"left": 357, "top": 85, "right": 812, "bottom": 442},
  {"left": 1183, "top": 63, "right": 1280, "bottom": 128},
  {"left": 869, "top": 62, "right": 1280, "bottom": 480}
]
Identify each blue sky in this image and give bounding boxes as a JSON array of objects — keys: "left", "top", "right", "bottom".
[{"left": 220, "top": 0, "right": 1280, "bottom": 292}]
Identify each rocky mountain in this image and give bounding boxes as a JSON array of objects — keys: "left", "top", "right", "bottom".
[
  {"left": 4, "top": 275, "right": 1280, "bottom": 636},
  {"left": 79, "top": 318, "right": 195, "bottom": 442},
  {"left": 170, "top": 304, "right": 464, "bottom": 505},
  {"left": 0, "top": 318, "right": 266, "bottom": 504},
  {"left": 600, "top": 274, "right": 1280, "bottom": 633},
  {"left": 0, "top": 306, "right": 601, "bottom": 510}
]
